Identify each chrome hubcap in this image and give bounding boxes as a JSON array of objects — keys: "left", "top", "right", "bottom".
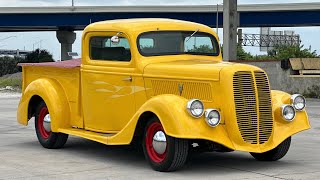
[
  {"left": 152, "top": 131, "right": 167, "bottom": 154},
  {"left": 43, "top": 114, "right": 51, "bottom": 132}
]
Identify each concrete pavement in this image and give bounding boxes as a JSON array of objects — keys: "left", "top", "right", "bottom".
[{"left": 0, "top": 95, "right": 319, "bottom": 179}]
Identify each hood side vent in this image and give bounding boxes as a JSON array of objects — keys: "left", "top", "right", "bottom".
[{"left": 151, "top": 80, "right": 212, "bottom": 102}]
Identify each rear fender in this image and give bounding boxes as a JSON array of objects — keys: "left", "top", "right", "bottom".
[{"left": 17, "top": 78, "right": 70, "bottom": 132}]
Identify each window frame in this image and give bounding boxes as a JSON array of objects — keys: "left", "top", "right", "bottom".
[
  {"left": 89, "top": 34, "right": 132, "bottom": 63},
  {"left": 136, "top": 31, "right": 220, "bottom": 57}
]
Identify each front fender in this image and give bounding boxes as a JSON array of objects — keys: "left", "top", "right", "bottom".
[
  {"left": 261, "top": 90, "right": 311, "bottom": 151},
  {"left": 17, "top": 78, "right": 70, "bottom": 132},
  {"left": 108, "top": 94, "right": 234, "bottom": 149}
]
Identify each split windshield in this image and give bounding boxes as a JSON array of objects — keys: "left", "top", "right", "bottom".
[{"left": 137, "top": 31, "right": 220, "bottom": 56}]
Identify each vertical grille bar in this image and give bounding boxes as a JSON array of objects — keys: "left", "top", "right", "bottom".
[
  {"left": 233, "top": 71, "right": 258, "bottom": 144},
  {"left": 233, "top": 71, "right": 273, "bottom": 145},
  {"left": 255, "top": 71, "right": 273, "bottom": 144}
]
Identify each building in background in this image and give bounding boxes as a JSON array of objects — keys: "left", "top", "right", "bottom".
[{"left": 0, "top": 49, "right": 31, "bottom": 58}]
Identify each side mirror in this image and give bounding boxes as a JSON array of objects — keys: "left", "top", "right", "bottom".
[
  {"left": 111, "top": 36, "right": 120, "bottom": 44},
  {"left": 111, "top": 32, "right": 123, "bottom": 44}
]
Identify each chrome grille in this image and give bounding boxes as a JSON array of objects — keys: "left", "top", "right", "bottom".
[
  {"left": 233, "top": 71, "right": 273, "bottom": 145},
  {"left": 233, "top": 71, "right": 258, "bottom": 144},
  {"left": 255, "top": 71, "right": 273, "bottom": 144},
  {"left": 151, "top": 80, "right": 212, "bottom": 102}
]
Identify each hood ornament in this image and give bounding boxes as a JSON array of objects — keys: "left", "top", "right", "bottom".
[{"left": 178, "top": 83, "right": 184, "bottom": 96}]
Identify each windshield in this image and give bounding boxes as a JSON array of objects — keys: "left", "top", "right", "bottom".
[{"left": 137, "top": 31, "right": 220, "bottom": 57}]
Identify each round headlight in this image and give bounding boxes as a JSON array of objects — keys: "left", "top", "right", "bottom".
[
  {"left": 291, "top": 94, "right": 306, "bottom": 111},
  {"left": 281, "top": 105, "right": 296, "bottom": 122},
  {"left": 204, "top": 109, "right": 221, "bottom": 127},
  {"left": 186, "top": 99, "right": 204, "bottom": 118}
]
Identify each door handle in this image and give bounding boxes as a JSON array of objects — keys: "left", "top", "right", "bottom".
[{"left": 122, "top": 76, "right": 132, "bottom": 82}]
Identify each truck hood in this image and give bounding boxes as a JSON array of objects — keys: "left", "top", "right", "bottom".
[{"left": 143, "top": 59, "right": 240, "bottom": 81}]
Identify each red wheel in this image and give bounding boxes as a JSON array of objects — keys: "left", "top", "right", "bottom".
[
  {"left": 35, "top": 101, "right": 68, "bottom": 149},
  {"left": 142, "top": 118, "right": 189, "bottom": 172},
  {"left": 145, "top": 122, "right": 167, "bottom": 163},
  {"left": 37, "top": 106, "right": 51, "bottom": 139}
]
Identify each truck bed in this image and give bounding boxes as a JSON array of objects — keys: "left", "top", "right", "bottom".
[
  {"left": 19, "top": 59, "right": 82, "bottom": 128},
  {"left": 18, "top": 58, "right": 81, "bottom": 68}
]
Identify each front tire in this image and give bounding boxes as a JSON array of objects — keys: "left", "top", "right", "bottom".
[
  {"left": 35, "top": 101, "right": 68, "bottom": 149},
  {"left": 250, "top": 137, "right": 291, "bottom": 161},
  {"left": 142, "top": 118, "right": 189, "bottom": 172}
]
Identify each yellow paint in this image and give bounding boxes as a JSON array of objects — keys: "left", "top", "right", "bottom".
[
  {"left": 17, "top": 19, "right": 310, "bottom": 153},
  {"left": 17, "top": 66, "right": 81, "bottom": 130}
]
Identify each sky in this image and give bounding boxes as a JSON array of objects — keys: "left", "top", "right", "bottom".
[{"left": 0, "top": 0, "right": 319, "bottom": 60}]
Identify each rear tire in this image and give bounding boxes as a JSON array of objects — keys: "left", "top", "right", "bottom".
[
  {"left": 35, "top": 101, "right": 68, "bottom": 149},
  {"left": 142, "top": 118, "right": 189, "bottom": 172},
  {"left": 250, "top": 137, "right": 291, "bottom": 161}
]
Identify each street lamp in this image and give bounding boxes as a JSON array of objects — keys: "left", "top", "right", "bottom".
[
  {"left": 32, "top": 39, "right": 45, "bottom": 51},
  {"left": 216, "top": 3, "right": 223, "bottom": 36},
  {"left": 0, "top": 36, "right": 17, "bottom": 50},
  {"left": 0, "top": 36, "right": 17, "bottom": 42}
]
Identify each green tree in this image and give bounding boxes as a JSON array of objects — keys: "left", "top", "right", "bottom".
[
  {"left": 237, "top": 45, "right": 254, "bottom": 60},
  {"left": 0, "top": 56, "right": 24, "bottom": 77},
  {"left": 221, "top": 44, "right": 254, "bottom": 60},
  {"left": 25, "top": 49, "right": 54, "bottom": 63},
  {"left": 267, "top": 44, "right": 318, "bottom": 60},
  {"left": 188, "top": 45, "right": 213, "bottom": 53},
  {"left": 251, "top": 54, "right": 273, "bottom": 61}
]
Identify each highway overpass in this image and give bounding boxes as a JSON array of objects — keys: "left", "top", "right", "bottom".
[
  {"left": 0, "top": 3, "right": 320, "bottom": 32},
  {"left": 1, "top": 3, "right": 319, "bottom": 60}
]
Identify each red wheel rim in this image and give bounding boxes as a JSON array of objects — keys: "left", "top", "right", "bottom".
[
  {"left": 38, "top": 106, "right": 51, "bottom": 139},
  {"left": 145, "top": 122, "right": 167, "bottom": 163}
]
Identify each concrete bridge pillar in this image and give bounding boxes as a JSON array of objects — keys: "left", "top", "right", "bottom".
[
  {"left": 223, "top": 0, "right": 238, "bottom": 61},
  {"left": 56, "top": 31, "right": 76, "bottom": 60}
]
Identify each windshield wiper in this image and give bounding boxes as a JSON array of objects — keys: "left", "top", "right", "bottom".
[{"left": 185, "top": 29, "right": 199, "bottom": 42}]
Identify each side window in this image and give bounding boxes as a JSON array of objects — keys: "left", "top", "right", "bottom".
[
  {"left": 90, "top": 36, "right": 131, "bottom": 62},
  {"left": 184, "top": 36, "right": 215, "bottom": 54},
  {"left": 139, "top": 37, "right": 155, "bottom": 54}
]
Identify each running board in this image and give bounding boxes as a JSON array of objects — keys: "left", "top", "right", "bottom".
[{"left": 58, "top": 128, "right": 117, "bottom": 145}]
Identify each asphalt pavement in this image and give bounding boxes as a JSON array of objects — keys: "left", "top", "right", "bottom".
[{"left": 0, "top": 95, "right": 319, "bottom": 180}]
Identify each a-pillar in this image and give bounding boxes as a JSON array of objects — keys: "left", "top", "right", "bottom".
[
  {"left": 223, "top": 0, "right": 238, "bottom": 61},
  {"left": 56, "top": 31, "right": 76, "bottom": 60}
]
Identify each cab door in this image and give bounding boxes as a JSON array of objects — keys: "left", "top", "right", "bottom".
[{"left": 81, "top": 31, "right": 136, "bottom": 133}]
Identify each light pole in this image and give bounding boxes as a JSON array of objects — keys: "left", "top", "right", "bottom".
[
  {"left": 216, "top": 4, "right": 219, "bottom": 35},
  {"left": 32, "top": 40, "right": 44, "bottom": 51},
  {"left": 72, "top": 0, "right": 74, "bottom": 7},
  {"left": 0, "top": 36, "right": 17, "bottom": 50},
  {"left": 216, "top": 3, "right": 223, "bottom": 36},
  {"left": 0, "top": 36, "right": 17, "bottom": 42}
]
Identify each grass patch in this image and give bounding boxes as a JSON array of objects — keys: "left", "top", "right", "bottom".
[{"left": 0, "top": 77, "right": 22, "bottom": 89}]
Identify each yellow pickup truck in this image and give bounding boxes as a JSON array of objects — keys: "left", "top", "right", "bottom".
[{"left": 17, "top": 18, "right": 310, "bottom": 172}]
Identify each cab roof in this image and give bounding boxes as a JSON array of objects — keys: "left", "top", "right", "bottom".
[{"left": 84, "top": 18, "right": 215, "bottom": 36}]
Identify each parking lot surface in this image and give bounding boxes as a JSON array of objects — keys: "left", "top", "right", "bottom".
[{"left": 0, "top": 95, "right": 319, "bottom": 180}]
